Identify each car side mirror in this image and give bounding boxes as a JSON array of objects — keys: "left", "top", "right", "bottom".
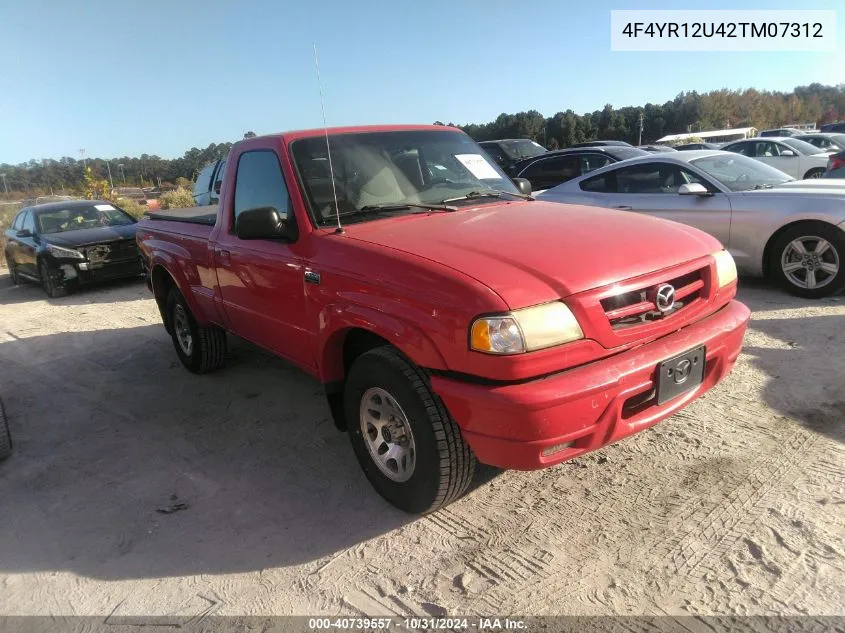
[
  {"left": 780, "top": 150, "right": 797, "bottom": 157},
  {"left": 678, "top": 183, "right": 711, "bottom": 196},
  {"left": 15, "top": 229, "right": 32, "bottom": 238},
  {"left": 513, "top": 178, "right": 532, "bottom": 196},
  {"left": 235, "top": 206, "right": 298, "bottom": 241}
]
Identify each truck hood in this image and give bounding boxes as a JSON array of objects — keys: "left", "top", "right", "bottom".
[{"left": 345, "top": 201, "right": 720, "bottom": 308}]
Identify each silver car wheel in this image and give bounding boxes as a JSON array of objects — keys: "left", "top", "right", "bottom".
[
  {"left": 781, "top": 236, "right": 840, "bottom": 290},
  {"left": 359, "top": 387, "right": 416, "bottom": 482},
  {"left": 173, "top": 304, "right": 194, "bottom": 356}
]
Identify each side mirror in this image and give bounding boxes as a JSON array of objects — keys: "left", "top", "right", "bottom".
[
  {"left": 513, "top": 178, "right": 532, "bottom": 196},
  {"left": 678, "top": 183, "right": 710, "bottom": 196},
  {"left": 214, "top": 180, "right": 222, "bottom": 195},
  {"left": 235, "top": 206, "right": 298, "bottom": 241},
  {"left": 15, "top": 229, "right": 32, "bottom": 238},
  {"left": 780, "top": 150, "right": 797, "bottom": 157}
]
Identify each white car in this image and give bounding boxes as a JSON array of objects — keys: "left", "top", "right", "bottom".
[{"left": 721, "top": 137, "right": 831, "bottom": 180}]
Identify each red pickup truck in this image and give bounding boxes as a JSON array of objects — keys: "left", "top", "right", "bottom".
[{"left": 137, "top": 125, "right": 750, "bottom": 513}]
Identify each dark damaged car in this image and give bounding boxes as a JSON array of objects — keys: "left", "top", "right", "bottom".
[{"left": 4, "top": 200, "right": 144, "bottom": 297}]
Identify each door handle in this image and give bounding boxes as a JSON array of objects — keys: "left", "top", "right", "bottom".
[
  {"left": 215, "top": 248, "right": 231, "bottom": 266},
  {"left": 614, "top": 205, "right": 633, "bottom": 210}
]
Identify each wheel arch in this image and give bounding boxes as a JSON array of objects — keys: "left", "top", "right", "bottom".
[{"left": 762, "top": 219, "right": 842, "bottom": 277}]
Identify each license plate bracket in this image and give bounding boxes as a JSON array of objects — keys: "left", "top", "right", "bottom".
[{"left": 656, "top": 346, "right": 706, "bottom": 405}]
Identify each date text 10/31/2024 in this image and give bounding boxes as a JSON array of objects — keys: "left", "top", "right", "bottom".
[{"left": 307, "top": 617, "right": 527, "bottom": 630}]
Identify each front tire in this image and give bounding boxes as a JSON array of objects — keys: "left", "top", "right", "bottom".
[
  {"left": 5, "top": 254, "right": 19, "bottom": 286},
  {"left": 40, "top": 260, "right": 67, "bottom": 298},
  {"left": 803, "top": 168, "right": 825, "bottom": 179},
  {"left": 166, "top": 287, "right": 226, "bottom": 373},
  {"left": 344, "top": 346, "right": 476, "bottom": 514},
  {"left": 769, "top": 222, "right": 845, "bottom": 298}
]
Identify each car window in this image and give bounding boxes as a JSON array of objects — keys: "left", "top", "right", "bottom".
[
  {"left": 580, "top": 171, "right": 615, "bottom": 193},
  {"left": 480, "top": 144, "right": 507, "bottom": 165},
  {"left": 213, "top": 160, "right": 226, "bottom": 188},
  {"left": 522, "top": 156, "right": 578, "bottom": 179},
  {"left": 615, "top": 163, "right": 688, "bottom": 194},
  {"left": 723, "top": 142, "right": 751, "bottom": 156},
  {"left": 754, "top": 141, "right": 781, "bottom": 157},
  {"left": 12, "top": 211, "right": 26, "bottom": 231},
  {"left": 194, "top": 163, "right": 215, "bottom": 196},
  {"left": 22, "top": 211, "right": 36, "bottom": 232},
  {"left": 35, "top": 204, "right": 134, "bottom": 234},
  {"left": 581, "top": 154, "right": 613, "bottom": 174},
  {"left": 780, "top": 138, "right": 825, "bottom": 155},
  {"left": 233, "top": 150, "right": 291, "bottom": 224}
]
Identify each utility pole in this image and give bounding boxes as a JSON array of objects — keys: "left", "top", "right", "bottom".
[
  {"left": 638, "top": 111, "right": 644, "bottom": 146},
  {"left": 0, "top": 173, "right": 7, "bottom": 194},
  {"left": 118, "top": 164, "right": 126, "bottom": 185},
  {"left": 105, "top": 162, "right": 114, "bottom": 191}
]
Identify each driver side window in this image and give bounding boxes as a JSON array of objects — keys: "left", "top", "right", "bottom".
[
  {"left": 22, "top": 211, "right": 35, "bottom": 233},
  {"left": 755, "top": 141, "right": 780, "bottom": 157}
]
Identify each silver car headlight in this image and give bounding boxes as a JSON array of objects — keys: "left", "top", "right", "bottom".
[
  {"left": 712, "top": 249, "right": 737, "bottom": 287},
  {"left": 470, "top": 301, "right": 584, "bottom": 354},
  {"left": 46, "top": 244, "right": 85, "bottom": 260}
]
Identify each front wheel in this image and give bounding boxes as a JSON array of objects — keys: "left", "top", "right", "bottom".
[
  {"left": 166, "top": 287, "right": 227, "bottom": 373},
  {"left": 5, "top": 254, "right": 20, "bottom": 286},
  {"left": 40, "top": 260, "right": 67, "bottom": 298},
  {"left": 769, "top": 222, "right": 845, "bottom": 298},
  {"left": 344, "top": 346, "right": 476, "bottom": 514}
]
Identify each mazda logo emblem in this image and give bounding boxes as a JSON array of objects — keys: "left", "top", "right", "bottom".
[
  {"left": 655, "top": 284, "right": 676, "bottom": 313},
  {"left": 673, "top": 359, "right": 692, "bottom": 384}
]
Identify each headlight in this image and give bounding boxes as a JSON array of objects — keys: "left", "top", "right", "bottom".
[
  {"left": 470, "top": 302, "right": 584, "bottom": 354},
  {"left": 712, "top": 249, "right": 737, "bottom": 287},
  {"left": 46, "top": 244, "right": 84, "bottom": 260}
]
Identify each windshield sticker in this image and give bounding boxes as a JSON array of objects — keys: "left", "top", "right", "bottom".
[
  {"left": 95, "top": 204, "right": 116, "bottom": 211},
  {"left": 455, "top": 154, "right": 500, "bottom": 180}
]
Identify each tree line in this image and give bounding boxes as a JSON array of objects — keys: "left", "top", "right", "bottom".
[
  {"left": 2, "top": 84, "right": 844, "bottom": 196},
  {"left": 446, "top": 83, "right": 845, "bottom": 149}
]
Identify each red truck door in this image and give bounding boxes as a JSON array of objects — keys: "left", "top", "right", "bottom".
[{"left": 212, "top": 149, "right": 316, "bottom": 371}]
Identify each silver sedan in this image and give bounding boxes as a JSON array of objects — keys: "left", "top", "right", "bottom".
[{"left": 537, "top": 151, "right": 845, "bottom": 298}]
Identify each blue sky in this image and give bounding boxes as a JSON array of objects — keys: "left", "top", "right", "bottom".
[{"left": 1, "top": 0, "right": 842, "bottom": 164}]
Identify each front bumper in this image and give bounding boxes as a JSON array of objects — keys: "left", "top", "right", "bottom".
[
  {"left": 53, "top": 257, "right": 145, "bottom": 286},
  {"left": 430, "top": 300, "right": 750, "bottom": 470}
]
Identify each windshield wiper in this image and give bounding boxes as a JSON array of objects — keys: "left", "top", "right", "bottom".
[
  {"left": 357, "top": 202, "right": 458, "bottom": 213},
  {"left": 442, "top": 189, "right": 533, "bottom": 203}
]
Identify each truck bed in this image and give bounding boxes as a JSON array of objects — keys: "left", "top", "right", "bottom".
[{"left": 146, "top": 205, "right": 218, "bottom": 225}]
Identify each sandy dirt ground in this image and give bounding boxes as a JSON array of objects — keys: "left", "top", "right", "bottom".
[{"left": 0, "top": 271, "right": 843, "bottom": 620}]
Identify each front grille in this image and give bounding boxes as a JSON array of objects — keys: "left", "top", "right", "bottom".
[
  {"left": 83, "top": 239, "right": 138, "bottom": 263},
  {"left": 600, "top": 268, "right": 706, "bottom": 330}
]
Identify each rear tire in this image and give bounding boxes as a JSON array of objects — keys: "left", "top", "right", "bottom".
[
  {"left": 0, "top": 395, "right": 11, "bottom": 461},
  {"left": 803, "top": 168, "right": 825, "bottom": 179},
  {"left": 5, "top": 254, "right": 19, "bottom": 286},
  {"left": 166, "top": 287, "right": 226, "bottom": 373},
  {"left": 344, "top": 346, "right": 476, "bottom": 514},
  {"left": 39, "top": 260, "right": 67, "bottom": 298},
  {"left": 769, "top": 222, "right": 845, "bottom": 298}
]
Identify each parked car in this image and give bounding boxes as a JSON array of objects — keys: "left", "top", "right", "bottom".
[
  {"left": 826, "top": 150, "right": 845, "bottom": 178},
  {"left": 820, "top": 122, "right": 845, "bottom": 134},
  {"left": 192, "top": 159, "right": 227, "bottom": 206},
  {"left": 759, "top": 128, "right": 801, "bottom": 137},
  {"left": 795, "top": 133, "right": 845, "bottom": 153},
  {"left": 4, "top": 200, "right": 144, "bottom": 297},
  {"left": 511, "top": 146, "right": 648, "bottom": 193},
  {"left": 568, "top": 140, "right": 633, "bottom": 148},
  {"left": 538, "top": 151, "right": 845, "bottom": 298},
  {"left": 112, "top": 187, "right": 161, "bottom": 211},
  {"left": 478, "top": 139, "right": 547, "bottom": 175},
  {"left": 138, "top": 125, "right": 749, "bottom": 513},
  {"left": 0, "top": 394, "right": 10, "bottom": 461},
  {"left": 638, "top": 145, "right": 677, "bottom": 153},
  {"left": 721, "top": 137, "right": 831, "bottom": 179},
  {"left": 675, "top": 142, "right": 722, "bottom": 151}
]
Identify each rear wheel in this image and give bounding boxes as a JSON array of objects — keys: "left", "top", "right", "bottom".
[
  {"left": 40, "top": 260, "right": 67, "bottom": 298},
  {"left": 344, "top": 346, "right": 476, "bottom": 514},
  {"left": 769, "top": 222, "right": 845, "bottom": 298},
  {"left": 166, "top": 287, "right": 226, "bottom": 373},
  {"left": 804, "top": 168, "right": 825, "bottom": 179},
  {"left": 5, "top": 254, "right": 19, "bottom": 286}
]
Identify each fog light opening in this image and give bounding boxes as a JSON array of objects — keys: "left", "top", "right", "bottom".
[
  {"left": 60, "top": 265, "right": 78, "bottom": 279},
  {"left": 541, "top": 441, "right": 574, "bottom": 457}
]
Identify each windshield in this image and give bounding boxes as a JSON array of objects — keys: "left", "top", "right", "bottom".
[
  {"left": 36, "top": 203, "right": 136, "bottom": 234},
  {"left": 291, "top": 130, "right": 519, "bottom": 226},
  {"left": 498, "top": 139, "right": 547, "bottom": 161},
  {"left": 690, "top": 154, "right": 793, "bottom": 192},
  {"left": 780, "top": 138, "right": 825, "bottom": 155}
]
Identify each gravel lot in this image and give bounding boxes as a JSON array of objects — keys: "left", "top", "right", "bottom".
[{"left": 0, "top": 272, "right": 843, "bottom": 619}]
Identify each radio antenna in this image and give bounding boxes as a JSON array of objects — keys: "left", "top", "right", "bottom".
[{"left": 313, "top": 43, "right": 343, "bottom": 234}]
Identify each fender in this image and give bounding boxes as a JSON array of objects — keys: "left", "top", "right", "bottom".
[
  {"left": 149, "top": 248, "right": 212, "bottom": 327},
  {"left": 316, "top": 302, "right": 450, "bottom": 384}
]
